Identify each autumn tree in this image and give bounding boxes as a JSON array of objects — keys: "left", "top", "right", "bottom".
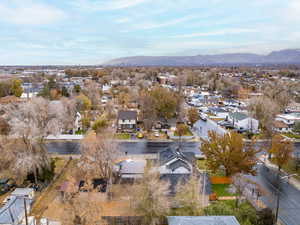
[
  {"left": 76, "top": 94, "right": 92, "bottom": 111},
  {"left": 149, "top": 86, "right": 178, "bottom": 120},
  {"left": 201, "top": 131, "right": 259, "bottom": 177},
  {"left": 269, "top": 134, "right": 293, "bottom": 173},
  {"left": 130, "top": 166, "right": 170, "bottom": 225},
  {"left": 187, "top": 107, "right": 199, "bottom": 126},
  {"left": 92, "top": 117, "right": 109, "bottom": 133},
  {"left": 174, "top": 174, "right": 204, "bottom": 215},
  {"left": 11, "top": 79, "right": 23, "bottom": 97},
  {"left": 79, "top": 130, "right": 118, "bottom": 181}
]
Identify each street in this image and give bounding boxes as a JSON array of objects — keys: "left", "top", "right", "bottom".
[{"left": 248, "top": 165, "right": 300, "bottom": 225}]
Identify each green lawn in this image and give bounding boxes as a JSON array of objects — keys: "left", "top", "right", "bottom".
[
  {"left": 114, "top": 133, "right": 131, "bottom": 139},
  {"left": 282, "top": 132, "right": 300, "bottom": 139},
  {"left": 211, "top": 184, "right": 236, "bottom": 197}
]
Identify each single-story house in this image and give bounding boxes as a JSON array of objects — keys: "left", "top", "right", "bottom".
[
  {"left": 228, "top": 112, "right": 259, "bottom": 133},
  {"left": 273, "top": 120, "right": 291, "bottom": 133},
  {"left": 117, "top": 110, "right": 137, "bottom": 133},
  {"left": 167, "top": 216, "right": 240, "bottom": 225},
  {"left": 115, "top": 147, "right": 200, "bottom": 195}
]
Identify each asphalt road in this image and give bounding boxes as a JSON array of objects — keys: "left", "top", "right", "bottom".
[
  {"left": 247, "top": 165, "right": 300, "bottom": 225},
  {"left": 46, "top": 140, "right": 201, "bottom": 155}
]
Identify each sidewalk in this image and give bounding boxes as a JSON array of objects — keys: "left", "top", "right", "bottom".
[{"left": 259, "top": 155, "right": 300, "bottom": 191}]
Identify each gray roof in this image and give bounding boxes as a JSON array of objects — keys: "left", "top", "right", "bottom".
[
  {"left": 118, "top": 110, "right": 137, "bottom": 120},
  {"left": 159, "top": 147, "right": 195, "bottom": 166},
  {"left": 117, "top": 159, "right": 146, "bottom": 174},
  {"left": 167, "top": 159, "right": 191, "bottom": 172},
  {"left": 229, "top": 112, "right": 248, "bottom": 121},
  {"left": 167, "top": 216, "right": 240, "bottom": 225},
  {"left": 0, "top": 197, "right": 32, "bottom": 225},
  {"left": 209, "top": 107, "right": 228, "bottom": 113}
]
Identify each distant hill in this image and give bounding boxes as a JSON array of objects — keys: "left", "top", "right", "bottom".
[{"left": 104, "top": 49, "right": 300, "bottom": 66}]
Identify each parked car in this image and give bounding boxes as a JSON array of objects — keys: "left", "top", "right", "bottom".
[
  {"left": 136, "top": 132, "right": 144, "bottom": 139},
  {"left": 154, "top": 131, "right": 160, "bottom": 137}
]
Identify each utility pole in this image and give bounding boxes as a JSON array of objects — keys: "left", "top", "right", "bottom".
[
  {"left": 23, "top": 198, "right": 28, "bottom": 225},
  {"left": 202, "top": 172, "right": 206, "bottom": 207}
]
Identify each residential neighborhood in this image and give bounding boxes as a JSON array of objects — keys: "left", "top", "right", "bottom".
[{"left": 1, "top": 0, "right": 300, "bottom": 224}]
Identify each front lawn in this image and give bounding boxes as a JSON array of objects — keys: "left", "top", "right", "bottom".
[
  {"left": 114, "top": 133, "right": 131, "bottom": 139},
  {"left": 211, "top": 184, "right": 236, "bottom": 197},
  {"left": 282, "top": 132, "right": 300, "bottom": 139}
]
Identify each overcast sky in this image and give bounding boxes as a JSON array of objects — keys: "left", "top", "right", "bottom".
[{"left": 0, "top": 0, "right": 300, "bottom": 65}]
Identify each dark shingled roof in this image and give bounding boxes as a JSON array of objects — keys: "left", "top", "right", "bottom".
[
  {"left": 118, "top": 110, "right": 137, "bottom": 120},
  {"left": 159, "top": 147, "right": 195, "bottom": 166}
]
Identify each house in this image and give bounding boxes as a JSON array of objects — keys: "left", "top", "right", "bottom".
[
  {"left": 0, "top": 195, "right": 35, "bottom": 225},
  {"left": 276, "top": 113, "right": 300, "bottom": 126},
  {"left": 208, "top": 107, "right": 229, "bottom": 119},
  {"left": 273, "top": 120, "right": 291, "bottom": 133},
  {"left": 158, "top": 147, "right": 196, "bottom": 195},
  {"left": 74, "top": 112, "right": 82, "bottom": 132},
  {"left": 115, "top": 159, "right": 146, "bottom": 180},
  {"left": 228, "top": 112, "right": 259, "bottom": 133},
  {"left": 115, "top": 147, "right": 200, "bottom": 195},
  {"left": 167, "top": 216, "right": 240, "bottom": 225},
  {"left": 117, "top": 110, "right": 137, "bottom": 133}
]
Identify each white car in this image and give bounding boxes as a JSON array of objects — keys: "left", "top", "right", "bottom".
[{"left": 154, "top": 131, "right": 160, "bottom": 137}]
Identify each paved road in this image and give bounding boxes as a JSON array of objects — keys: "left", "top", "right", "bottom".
[
  {"left": 247, "top": 165, "right": 300, "bottom": 225},
  {"left": 46, "top": 140, "right": 201, "bottom": 155}
]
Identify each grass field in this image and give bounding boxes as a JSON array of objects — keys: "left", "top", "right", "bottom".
[
  {"left": 114, "top": 133, "right": 131, "bottom": 139},
  {"left": 211, "top": 184, "right": 236, "bottom": 197}
]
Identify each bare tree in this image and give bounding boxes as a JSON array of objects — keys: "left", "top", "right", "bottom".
[
  {"left": 62, "top": 191, "right": 104, "bottom": 225},
  {"left": 248, "top": 96, "right": 280, "bottom": 138},
  {"left": 79, "top": 130, "right": 119, "bottom": 181},
  {"left": 1, "top": 97, "right": 73, "bottom": 183},
  {"left": 82, "top": 80, "right": 101, "bottom": 109},
  {"left": 175, "top": 174, "right": 203, "bottom": 215},
  {"left": 129, "top": 166, "right": 170, "bottom": 225}
]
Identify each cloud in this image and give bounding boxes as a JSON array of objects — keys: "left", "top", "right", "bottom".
[
  {"left": 172, "top": 28, "right": 258, "bottom": 38},
  {"left": 73, "top": 0, "right": 148, "bottom": 11},
  {"left": 285, "top": 0, "right": 300, "bottom": 20},
  {"left": 116, "top": 17, "right": 131, "bottom": 23},
  {"left": 133, "top": 15, "right": 198, "bottom": 30},
  {"left": 0, "top": 1, "right": 65, "bottom": 25}
]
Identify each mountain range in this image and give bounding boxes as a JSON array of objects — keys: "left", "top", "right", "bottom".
[{"left": 104, "top": 49, "right": 300, "bottom": 66}]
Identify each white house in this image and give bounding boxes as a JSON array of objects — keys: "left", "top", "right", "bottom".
[
  {"left": 276, "top": 113, "right": 300, "bottom": 126},
  {"left": 228, "top": 112, "right": 259, "bottom": 133}
]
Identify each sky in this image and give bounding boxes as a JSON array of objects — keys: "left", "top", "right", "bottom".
[{"left": 0, "top": 0, "right": 300, "bottom": 65}]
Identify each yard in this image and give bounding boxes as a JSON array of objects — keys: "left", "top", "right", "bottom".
[
  {"left": 282, "top": 132, "right": 300, "bottom": 139},
  {"left": 114, "top": 133, "right": 132, "bottom": 139},
  {"left": 211, "top": 184, "right": 236, "bottom": 197}
]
